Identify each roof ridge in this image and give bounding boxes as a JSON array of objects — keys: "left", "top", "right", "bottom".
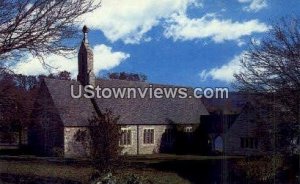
[{"left": 96, "top": 78, "right": 195, "bottom": 89}]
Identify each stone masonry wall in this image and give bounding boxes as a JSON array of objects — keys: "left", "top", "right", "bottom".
[
  {"left": 137, "top": 125, "right": 169, "bottom": 154},
  {"left": 64, "top": 127, "right": 89, "bottom": 158},
  {"left": 120, "top": 125, "right": 138, "bottom": 155},
  {"left": 224, "top": 111, "right": 265, "bottom": 156},
  {"left": 64, "top": 125, "right": 176, "bottom": 157},
  {"left": 120, "top": 125, "right": 172, "bottom": 155}
]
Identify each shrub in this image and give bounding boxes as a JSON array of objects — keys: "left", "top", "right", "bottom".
[
  {"left": 52, "top": 147, "right": 64, "bottom": 157},
  {"left": 74, "top": 109, "right": 122, "bottom": 171},
  {"left": 124, "top": 174, "right": 142, "bottom": 184},
  {"left": 235, "top": 154, "right": 283, "bottom": 182},
  {"left": 90, "top": 172, "right": 117, "bottom": 184},
  {"left": 90, "top": 173, "right": 145, "bottom": 184}
]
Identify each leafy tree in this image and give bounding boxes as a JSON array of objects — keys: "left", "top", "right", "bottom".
[
  {"left": 0, "top": 0, "right": 100, "bottom": 62},
  {"left": 56, "top": 71, "right": 72, "bottom": 81},
  {"left": 0, "top": 71, "right": 37, "bottom": 146},
  {"left": 37, "top": 71, "right": 72, "bottom": 81},
  {"left": 0, "top": 70, "right": 72, "bottom": 147},
  {"left": 107, "top": 72, "right": 147, "bottom": 82}
]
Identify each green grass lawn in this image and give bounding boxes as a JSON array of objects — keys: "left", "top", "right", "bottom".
[
  {"left": 0, "top": 154, "right": 241, "bottom": 183},
  {"left": 0, "top": 159, "right": 93, "bottom": 183}
]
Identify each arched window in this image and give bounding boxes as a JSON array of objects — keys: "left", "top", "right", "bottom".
[{"left": 214, "top": 136, "right": 223, "bottom": 152}]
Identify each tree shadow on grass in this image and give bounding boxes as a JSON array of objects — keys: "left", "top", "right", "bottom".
[{"left": 145, "top": 159, "right": 229, "bottom": 184}]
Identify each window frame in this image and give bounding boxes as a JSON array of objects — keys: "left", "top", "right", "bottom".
[
  {"left": 120, "top": 128, "right": 132, "bottom": 146},
  {"left": 143, "top": 128, "right": 155, "bottom": 145},
  {"left": 240, "top": 137, "right": 258, "bottom": 149},
  {"left": 184, "top": 126, "right": 193, "bottom": 133}
]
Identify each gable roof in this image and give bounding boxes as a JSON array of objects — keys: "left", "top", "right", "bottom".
[
  {"left": 43, "top": 79, "right": 95, "bottom": 127},
  {"left": 200, "top": 114, "right": 239, "bottom": 134},
  {"left": 202, "top": 92, "right": 248, "bottom": 114},
  {"left": 43, "top": 78, "right": 209, "bottom": 126}
]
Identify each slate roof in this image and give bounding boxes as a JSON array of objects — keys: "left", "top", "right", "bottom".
[
  {"left": 200, "top": 114, "right": 239, "bottom": 134},
  {"left": 202, "top": 92, "right": 247, "bottom": 114},
  {"left": 43, "top": 79, "right": 95, "bottom": 127},
  {"left": 200, "top": 92, "right": 248, "bottom": 134},
  {"left": 43, "top": 78, "right": 209, "bottom": 126}
]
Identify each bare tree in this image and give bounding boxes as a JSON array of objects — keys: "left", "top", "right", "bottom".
[
  {"left": 234, "top": 17, "right": 300, "bottom": 154},
  {"left": 0, "top": 0, "right": 100, "bottom": 61}
]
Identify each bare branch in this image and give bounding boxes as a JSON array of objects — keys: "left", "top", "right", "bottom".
[
  {"left": 234, "top": 17, "right": 300, "bottom": 124},
  {"left": 0, "top": 0, "right": 101, "bottom": 62}
]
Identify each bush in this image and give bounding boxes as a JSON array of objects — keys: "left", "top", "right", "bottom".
[
  {"left": 235, "top": 154, "right": 283, "bottom": 182},
  {"left": 52, "top": 147, "right": 64, "bottom": 157},
  {"left": 90, "top": 172, "right": 117, "bottom": 184},
  {"left": 90, "top": 172, "right": 144, "bottom": 184},
  {"left": 74, "top": 109, "right": 122, "bottom": 171},
  {"left": 124, "top": 174, "right": 142, "bottom": 184}
]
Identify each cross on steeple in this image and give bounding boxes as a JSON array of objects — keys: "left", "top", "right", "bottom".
[
  {"left": 77, "top": 25, "right": 95, "bottom": 86},
  {"left": 82, "top": 25, "right": 89, "bottom": 44}
]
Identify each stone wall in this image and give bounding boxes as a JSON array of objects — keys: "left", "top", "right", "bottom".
[
  {"left": 120, "top": 125, "right": 138, "bottom": 155},
  {"left": 64, "top": 124, "right": 178, "bottom": 157},
  {"left": 120, "top": 125, "right": 173, "bottom": 155},
  {"left": 223, "top": 110, "right": 265, "bottom": 156},
  {"left": 138, "top": 125, "right": 170, "bottom": 154},
  {"left": 29, "top": 82, "right": 64, "bottom": 156},
  {"left": 64, "top": 127, "right": 89, "bottom": 158}
]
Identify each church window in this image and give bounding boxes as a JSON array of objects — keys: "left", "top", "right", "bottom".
[
  {"left": 184, "top": 126, "right": 193, "bottom": 133},
  {"left": 143, "top": 129, "right": 154, "bottom": 144},
  {"left": 240, "top": 137, "right": 258, "bottom": 149},
  {"left": 120, "top": 129, "right": 131, "bottom": 146}
]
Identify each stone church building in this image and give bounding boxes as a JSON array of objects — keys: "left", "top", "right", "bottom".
[{"left": 28, "top": 26, "right": 274, "bottom": 157}]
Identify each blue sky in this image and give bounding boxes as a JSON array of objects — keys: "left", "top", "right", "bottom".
[{"left": 13, "top": 0, "right": 300, "bottom": 88}]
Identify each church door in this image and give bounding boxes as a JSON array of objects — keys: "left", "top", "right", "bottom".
[{"left": 214, "top": 136, "right": 223, "bottom": 152}]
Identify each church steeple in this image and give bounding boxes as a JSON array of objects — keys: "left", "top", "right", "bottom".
[{"left": 77, "top": 25, "right": 95, "bottom": 86}]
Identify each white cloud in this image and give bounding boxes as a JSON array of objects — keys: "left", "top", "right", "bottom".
[
  {"left": 164, "top": 13, "right": 269, "bottom": 42},
  {"left": 93, "top": 44, "right": 130, "bottom": 72},
  {"left": 78, "top": 0, "right": 267, "bottom": 44},
  {"left": 237, "top": 39, "right": 246, "bottom": 47},
  {"left": 199, "top": 69, "right": 209, "bottom": 81},
  {"left": 199, "top": 52, "right": 246, "bottom": 82},
  {"left": 12, "top": 44, "right": 130, "bottom": 77},
  {"left": 238, "top": 0, "right": 268, "bottom": 12},
  {"left": 79, "top": 0, "right": 198, "bottom": 44}
]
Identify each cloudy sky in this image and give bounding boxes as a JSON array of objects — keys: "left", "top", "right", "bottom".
[{"left": 13, "top": 0, "right": 300, "bottom": 88}]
